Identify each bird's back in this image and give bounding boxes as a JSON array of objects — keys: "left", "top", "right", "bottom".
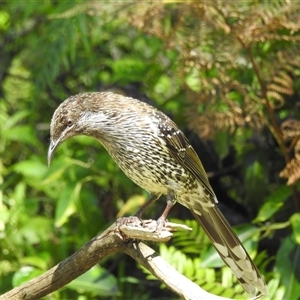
[{"left": 89, "top": 93, "right": 198, "bottom": 197}]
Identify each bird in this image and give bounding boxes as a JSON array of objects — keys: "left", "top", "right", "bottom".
[{"left": 48, "top": 92, "right": 268, "bottom": 296}]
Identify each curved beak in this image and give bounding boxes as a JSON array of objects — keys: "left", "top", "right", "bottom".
[{"left": 47, "top": 139, "right": 59, "bottom": 167}]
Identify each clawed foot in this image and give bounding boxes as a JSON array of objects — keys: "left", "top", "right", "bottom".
[
  {"left": 116, "top": 216, "right": 143, "bottom": 228},
  {"left": 116, "top": 216, "right": 168, "bottom": 232},
  {"left": 115, "top": 217, "right": 189, "bottom": 242},
  {"left": 116, "top": 215, "right": 170, "bottom": 234},
  {"left": 155, "top": 217, "right": 167, "bottom": 232}
]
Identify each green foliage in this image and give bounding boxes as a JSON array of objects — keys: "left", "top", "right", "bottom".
[
  {"left": 290, "top": 213, "right": 300, "bottom": 244},
  {"left": 275, "top": 236, "right": 300, "bottom": 300},
  {"left": 254, "top": 185, "right": 292, "bottom": 223},
  {"left": 1, "top": 1, "right": 300, "bottom": 299},
  {"left": 66, "top": 266, "right": 119, "bottom": 297}
]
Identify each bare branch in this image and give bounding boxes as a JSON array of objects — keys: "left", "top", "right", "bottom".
[{"left": 0, "top": 221, "right": 230, "bottom": 300}]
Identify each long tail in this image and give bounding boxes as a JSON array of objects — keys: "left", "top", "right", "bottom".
[{"left": 189, "top": 204, "right": 268, "bottom": 296}]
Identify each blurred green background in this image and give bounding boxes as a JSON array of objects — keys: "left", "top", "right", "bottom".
[{"left": 1, "top": 1, "right": 300, "bottom": 299}]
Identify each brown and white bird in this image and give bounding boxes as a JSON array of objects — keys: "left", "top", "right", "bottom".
[{"left": 48, "top": 92, "right": 268, "bottom": 296}]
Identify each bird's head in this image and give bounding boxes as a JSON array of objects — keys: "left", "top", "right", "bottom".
[
  {"left": 47, "top": 94, "right": 89, "bottom": 166},
  {"left": 48, "top": 92, "right": 144, "bottom": 166},
  {"left": 48, "top": 92, "right": 126, "bottom": 166}
]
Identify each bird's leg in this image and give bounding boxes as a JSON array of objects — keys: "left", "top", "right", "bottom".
[
  {"left": 116, "top": 193, "right": 161, "bottom": 228},
  {"left": 156, "top": 194, "right": 176, "bottom": 231},
  {"left": 135, "top": 193, "right": 161, "bottom": 218}
]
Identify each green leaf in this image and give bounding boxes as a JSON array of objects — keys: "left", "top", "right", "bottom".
[
  {"left": 19, "top": 217, "right": 53, "bottom": 244},
  {"left": 244, "top": 158, "right": 268, "bottom": 206},
  {"left": 12, "top": 266, "right": 44, "bottom": 287},
  {"left": 116, "top": 194, "right": 147, "bottom": 218},
  {"left": 67, "top": 266, "right": 119, "bottom": 296},
  {"left": 13, "top": 160, "right": 48, "bottom": 179},
  {"left": 290, "top": 213, "right": 300, "bottom": 244},
  {"left": 255, "top": 201, "right": 284, "bottom": 223},
  {"left": 0, "top": 10, "right": 10, "bottom": 31},
  {"left": 154, "top": 74, "right": 172, "bottom": 96},
  {"left": 214, "top": 130, "right": 230, "bottom": 160},
  {"left": 0, "top": 204, "right": 9, "bottom": 230},
  {"left": 254, "top": 185, "right": 292, "bottom": 223},
  {"left": 110, "top": 58, "right": 148, "bottom": 82},
  {"left": 20, "top": 256, "right": 48, "bottom": 270},
  {"left": 267, "top": 277, "right": 286, "bottom": 300},
  {"left": 54, "top": 182, "right": 82, "bottom": 227},
  {"left": 41, "top": 160, "right": 70, "bottom": 186},
  {"left": 185, "top": 68, "right": 201, "bottom": 92},
  {"left": 4, "top": 125, "right": 39, "bottom": 146},
  {"left": 222, "top": 267, "right": 233, "bottom": 288},
  {"left": 3, "top": 110, "right": 30, "bottom": 130},
  {"left": 276, "top": 236, "right": 300, "bottom": 300}
]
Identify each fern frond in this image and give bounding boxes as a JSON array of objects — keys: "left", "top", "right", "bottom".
[
  {"left": 266, "top": 91, "right": 285, "bottom": 107},
  {"left": 266, "top": 69, "right": 295, "bottom": 101},
  {"left": 127, "top": 1, "right": 299, "bottom": 146},
  {"left": 273, "top": 72, "right": 294, "bottom": 89},
  {"left": 170, "top": 219, "right": 210, "bottom": 255},
  {"left": 281, "top": 119, "right": 300, "bottom": 140},
  {"left": 280, "top": 158, "right": 300, "bottom": 185},
  {"left": 267, "top": 83, "right": 293, "bottom": 97},
  {"left": 278, "top": 48, "right": 300, "bottom": 68}
]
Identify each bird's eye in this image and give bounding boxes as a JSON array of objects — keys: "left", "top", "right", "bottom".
[{"left": 67, "top": 120, "right": 73, "bottom": 127}]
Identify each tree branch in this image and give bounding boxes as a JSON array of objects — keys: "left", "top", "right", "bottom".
[{"left": 0, "top": 220, "right": 230, "bottom": 300}]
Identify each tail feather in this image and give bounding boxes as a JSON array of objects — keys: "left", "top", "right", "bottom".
[{"left": 189, "top": 204, "right": 268, "bottom": 296}]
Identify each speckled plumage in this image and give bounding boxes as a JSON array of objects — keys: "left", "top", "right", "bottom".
[{"left": 48, "top": 92, "right": 268, "bottom": 296}]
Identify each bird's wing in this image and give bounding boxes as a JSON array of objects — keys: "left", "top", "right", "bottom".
[
  {"left": 156, "top": 113, "right": 268, "bottom": 296},
  {"left": 157, "top": 115, "right": 215, "bottom": 198}
]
